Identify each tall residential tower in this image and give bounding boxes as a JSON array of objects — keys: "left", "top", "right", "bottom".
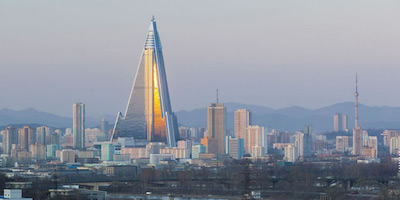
[
  {"left": 333, "top": 113, "right": 348, "bottom": 132},
  {"left": 73, "top": 103, "right": 85, "bottom": 149},
  {"left": 234, "top": 109, "right": 250, "bottom": 139}
]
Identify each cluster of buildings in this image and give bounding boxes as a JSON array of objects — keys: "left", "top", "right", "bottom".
[
  {"left": 333, "top": 77, "right": 379, "bottom": 160},
  {"left": 0, "top": 19, "right": 393, "bottom": 172},
  {"left": 1, "top": 16, "right": 398, "bottom": 200}
]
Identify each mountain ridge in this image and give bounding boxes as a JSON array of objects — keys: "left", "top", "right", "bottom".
[{"left": 1, "top": 102, "right": 400, "bottom": 132}]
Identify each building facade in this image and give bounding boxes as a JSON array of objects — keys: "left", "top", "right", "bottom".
[
  {"left": 3, "top": 126, "right": 18, "bottom": 155},
  {"left": 229, "top": 138, "right": 244, "bottom": 159},
  {"left": 112, "top": 18, "right": 178, "bottom": 147},
  {"left": 73, "top": 103, "right": 85, "bottom": 149},
  {"left": 336, "top": 136, "right": 349, "bottom": 153},
  {"left": 333, "top": 113, "right": 348, "bottom": 132},
  {"left": 207, "top": 103, "right": 227, "bottom": 154},
  {"left": 234, "top": 109, "right": 250, "bottom": 139},
  {"left": 18, "top": 126, "right": 35, "bottom": 151}
]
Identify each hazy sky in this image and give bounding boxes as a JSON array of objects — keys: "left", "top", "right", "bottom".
[{"left": 1, "top": 0, "right": 399, "bottom": 117}]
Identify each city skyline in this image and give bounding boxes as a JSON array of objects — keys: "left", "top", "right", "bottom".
[
  {"left": 1, "top": 1, "right": 400, "bottom": 117},
  {"left": 1, "top": 2, "right": 399, "bottom": 199}
]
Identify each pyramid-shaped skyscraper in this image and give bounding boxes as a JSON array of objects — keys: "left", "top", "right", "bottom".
[{"left": 112, "top": 18, "right": 178, "bottom": 147}]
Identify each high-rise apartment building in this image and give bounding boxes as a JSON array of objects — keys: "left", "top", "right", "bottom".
[
  {"left": 207, "top": 103, "right": 227, "bottom": 154},
  {"left": 353, "top": 127, "right": 363, "bottom": 155},
  {"left": 333, "top": 113, "right": 348, "bottom": 132},
  {"left": 18, "top": 126, "right": 36, "bottom": 151},
  {"left": 336, "top": 136, "right": 349, "bottom": 153},
  {"left": 229, "top": 138, "right": 244, "bottom": 159},
  {"left": 234, "top": 109, "right": 250, "bottom": 139},
  {"left": 36, "top": 126, "right": 47, "bottom": 145},
  {"left": 284, "top": 144, "right": 298, "bottom": 162},
  {"left": 364, "top": 136, "right": 378, "bottom": 158},
  {"left": 100, "top": 118, "right": 109, "bottom": 135},
  {"left": 245, "top": 125, "right": 267, "bottom": 155},
  {"left": 303, "top": 125, "right": 313, "bottom": 157},
  {"left": 30, "top": 143, "right": 46, "bottom": 160},
  {"left": 2, "top": 126, "right": 18, "bottom": 155},
  {"left": 73, "top": 103, "right": 85, "bottom": 149},
  {"left": 342, "top": 114, "right": 348, "bottom": 131},
  {"left": 390, "top": 137, "right": 400, "bottom": 155},
  {"left": 382, "top": 130, "right": 399, "bottom": 147},
  {"left": 112, "top": 18, "right": 178, "bottom": 147}
]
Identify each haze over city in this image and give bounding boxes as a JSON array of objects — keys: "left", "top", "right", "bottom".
[
  {"left": 1, "top": 0, "right": 400, "bottom": 117},
  {"left": 2, "top": 1, "right": 400, "bottom": 200}
]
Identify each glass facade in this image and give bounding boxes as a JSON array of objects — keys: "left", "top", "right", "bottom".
[{"left": 112, "top": 18, "right": 178, "bottom": 147}]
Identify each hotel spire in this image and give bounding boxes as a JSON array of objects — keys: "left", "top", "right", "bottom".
[{"left": 111, "top": 18, "right": 178, "bottom": 147}]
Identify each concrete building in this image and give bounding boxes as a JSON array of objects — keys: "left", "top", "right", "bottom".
[
  {"left": 60, "top": 149, "right": 76, "bottom": 163},
  {"left": 333, "top": 113, "right": 348, "bottom": 132},
  {"left": 390, "top": 137, "right": 399, "bottom": 155},
  {"left": 284, "top": 144, "right": 298, "bottom": 162},
  {"left": 1, "top": 189, "right": 32, "bottom": 200},
  {"left": 49, "top": 187, "right": 106, "bottom": 200},
  {"left": 105, "top": 165, "right": 137, "bottom": 177},
  {"left": 18, "top": 126, "right": 35, "bottom": 151},
  {"left": 361, "top": 147, "right": 376, "bottom": 158},
  {"left": 353, "top": 127, "right": 363, "bottom": 155},
  {"left": 36, "top": 126, "right": 47, "bottom": 145},
  {"left": 192, "top": 145, "right": 206, "bottom": 159},
  {"left": 121, "top": 147, "right": 149, "bottom": 159},
  {"left": 46, "top": 144, "right": 61, "bottom": 158},
  {"left": 146, "top": 142, "right": 166, "bottom": 154},
  {"left": 251, "top": 145, "right": 264, "bottom": 158},
  {"left": 234, "top": 109, "right": 250, "bottom": 139},
  {"left": 46, "top": 133, "right": 60, "bottom": 146},
  {"left": 78, "top": 150, "right": 95, "bottom": 159},
  {"left": 29, "top": 143, "right": 46, "bottom": 160},
  {"left": 200, "top": 136, "right": 218, "bottom": 154},
  {"left": 3, "top": 126, "right": 18, "bottom": 155},
  {"left": 382, "top": 130, "right": 399, "bottom": 147},
  {"left": 336, "top": 136, "right": 349, "bottom": 153},
  {"left": 150, "top": 154, "right": 175, "bottom": 165},
  {"left": 101, "top": 143, "right": 115, "bottom": 161},
  {"left": 73, "top": 103, "right": 85, "bottom": 149},
  {"left": 100, "top": 118, "right": 109, "bottom": 135},
  {"left": 228, "top": 138, "right": 244, "bottom": 159},
  {"left": 245, "top": 125, "right": 267, "bottom": 156},
  {"left": 207, "top": 102, "right": 227, "bottom": 154},
  {"left": 294, "top": 132, "right": 304, "bottom": 156},
  {"left": 364, "top": 136, "right": 378, "bottom": 158},
  {"left": 160, "top": 147, "right": 190, "bottom": 159}
]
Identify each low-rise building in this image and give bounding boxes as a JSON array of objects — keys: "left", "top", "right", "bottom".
[
  {"left": 0, "top": 189, "right": 32, "bottom": 200},
  {"left": 150, "top": 154, "right": 175, "bottom": 165},
  {"left": 105, "top": 165, "right": 137, "bottom": 177}
]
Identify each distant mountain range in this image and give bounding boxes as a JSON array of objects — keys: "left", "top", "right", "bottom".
[
  {"left": 0, "top": 108, "right": 115, "bottom": 129},
  {"left": 175, "top": 102, "right": 400, "bottom": 132},
  {"left": 1, "top": 102, "right": 400, "bottom": 132}
]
